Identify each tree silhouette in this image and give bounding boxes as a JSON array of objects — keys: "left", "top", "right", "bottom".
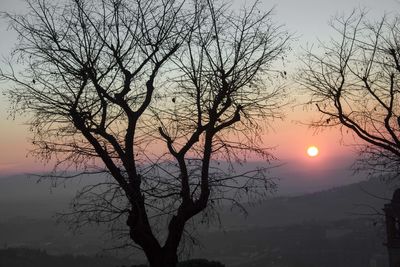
[
  {"left": 0, "top": 0, "right": 289, "bottom": 266},
  {"left": 299, "top": 10, "right": 400, "bottom": 180}
]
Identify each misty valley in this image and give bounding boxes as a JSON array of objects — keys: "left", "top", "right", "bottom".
[{"left": 0, "top": 174, "right": 392, "bottom": 267}]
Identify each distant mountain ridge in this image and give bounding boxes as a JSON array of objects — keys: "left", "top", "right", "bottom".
[
  {"left": 0, "top": 173, "right": 394, "bottom": 223},
  {"left": 218, "top": 177, "right": 394, "bottom": 229}
]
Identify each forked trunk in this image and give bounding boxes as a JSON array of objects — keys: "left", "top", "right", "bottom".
[{"left": 128, "top": 213, "right": 180, "bottom": 267}]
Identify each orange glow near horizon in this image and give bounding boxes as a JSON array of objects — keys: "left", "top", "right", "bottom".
[{"left": 0, "top": 106, "right": 357, "bottom": 175}]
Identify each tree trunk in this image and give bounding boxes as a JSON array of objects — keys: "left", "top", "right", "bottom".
[
  {"left": 127, "top": 194, "right": 204, "bottom": 267},
  {"left": 145, "top": 217, "right": 183, "bottom": 267},
  {"left": 127, "top": 211, "right": 180, "bottom": 267},
  {"left": 148, "top": 249, "right": 178, "bottom": 267}
]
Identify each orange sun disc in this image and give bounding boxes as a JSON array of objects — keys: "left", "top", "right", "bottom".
[{"left": 307, "top": 146, "right": 319, "bottom": 157}]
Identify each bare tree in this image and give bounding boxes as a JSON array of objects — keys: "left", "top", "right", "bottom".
[
  {"left": 299, "top": 10, "right": 400, "bottom": 180},
  {"left": 0, "top": 0, "right": 289, "bottom": 266}
]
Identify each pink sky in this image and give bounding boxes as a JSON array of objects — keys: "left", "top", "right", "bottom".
[
  {"left": 0, "top": 104, "right": 357, "bottom": 176},
  {"left": 0, "top": 0, "right": 394, "bottom": 176}
]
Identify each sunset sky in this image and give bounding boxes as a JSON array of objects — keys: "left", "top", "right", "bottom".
[{"left": 0, "top": 0, "right": 399, "bottom": 177}]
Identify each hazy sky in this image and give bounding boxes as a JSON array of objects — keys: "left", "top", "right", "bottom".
[{"left": 0, "top": 0, "right": 399, "bottom": 176}]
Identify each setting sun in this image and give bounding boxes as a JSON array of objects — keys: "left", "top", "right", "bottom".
[{"left": 307, "top": 146, "right": 319, "bottom": 157}]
